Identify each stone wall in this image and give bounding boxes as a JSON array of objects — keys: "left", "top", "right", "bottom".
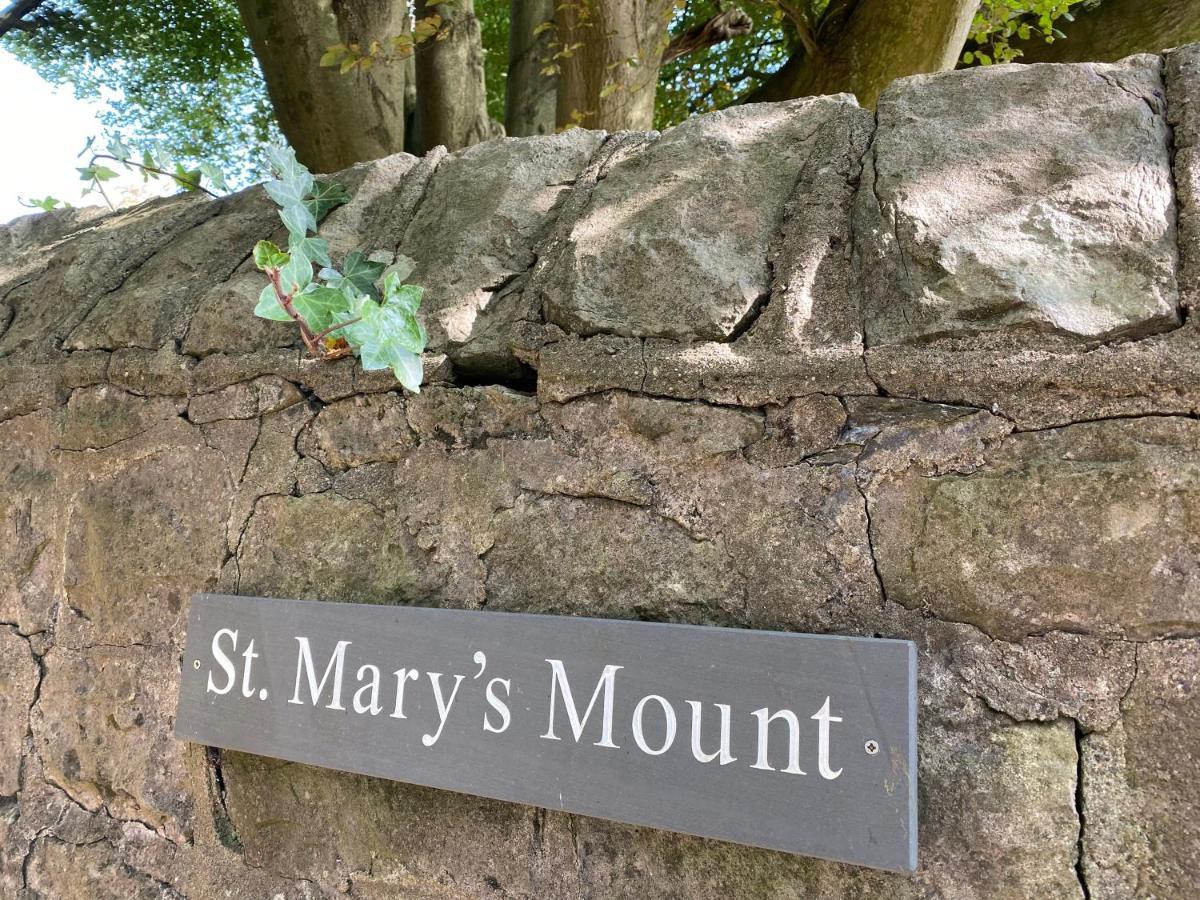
[{"left": 2, "top": 47, "right": 1199, "bottom": 899}]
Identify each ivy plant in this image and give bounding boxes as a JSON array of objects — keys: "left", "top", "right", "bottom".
[{"left": 252, "top": 145, "right": 428, "bottom": 393}]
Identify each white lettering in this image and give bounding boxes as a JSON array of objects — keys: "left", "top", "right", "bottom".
[
  {"left": 810, "top": 696, "right": 843, "bottom": 780},
  {"left": 632, "top": 694, "right": 677, "bottom": 756},
  {"left": 207, "top": 628, "right": 238, "bottom": 695},
  {"left": 484, "top": 677, "right": 512, "bottom": 733},
  {"left": 422, "top": 672, "right": 465, "bottom": 747},
  {"left": 352, "top": 664, "right": 382, "bottom": 715},
  {"left": 687, "top": 701, "right": 737, "bottom": 765},
  {"left": 750, "top": 708, "right": 806, "bottom": 775},
  {"left": 541, "top": 659, "right": 622, "bottom": 748},
  {"left": 289, "top": 637, "right": 349, "bottom": 710}
]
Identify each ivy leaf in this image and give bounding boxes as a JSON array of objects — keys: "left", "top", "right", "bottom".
[
  {"left": 199, "top": 161, "right": 228, "bottom": 193},
  {"left": 381, "top": 271, "right": 423, "bottom": 315},
  {"left": 264, "top": 172, "right": 314, "bottom": 209},
  {"left": 319, "top": 44, "right": 348, "bottom": 67},
  {"left": 253, "top": 240, "right": 289, "bottom": 271},
  {"left": 280, "top": 202, "right": 317, "bottom": 239},
  {"left": 173, "top": 162, "right": 203, "bottom": 190},
  {"left": 289, "top": 233, "right": 331, "bottom": 268},
  {"left": 338, "top": 282, "right": 428, "bottom": 392},
  {"left": 265, "top": 143, "right": 307, "bottom": 182},
  {"left": 106, "top": 137, "right": 131, "bottom": 161},
  {"left": 293, "top": 283, "right": 353, "bottom": 334},
  {"left": 305, "top": 179, "right": 351, "bottom": 222},
  {"left": 254, "top": 284, "right": 292, "bottom": 322},
  {"left": 340, "top": 250, "right": 386, "bottom": 295},
  {"left": 278, "top": 245, "right": 313, "bottom": 295}
]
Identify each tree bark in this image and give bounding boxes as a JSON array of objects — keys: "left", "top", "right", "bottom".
[
  {"left": 506, "top": 0, "right": 557, "bottom": 136},
  {"left": 235, "top": 0, "right": 408, "bottom": 173},
  {"left": 1009, "top": 0, "right": 1200, "bottom": 64},
  {"left": 554, "top": 0, "right": 674, "bottom": 131},
  {"left": 745, "top": 0, "right": 978, "bottom": 108},
  {"left": 0, "top": 0, "right": 48, "bottom": 37},
  {"left": 412, "top": 0, "right": 497, "bottom": 154}
]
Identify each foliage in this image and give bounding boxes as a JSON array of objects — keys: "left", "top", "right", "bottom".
[
  {"left": 73, "top": 134, "right": 227, "bottom": 209},
  {"left": 656, "top": 1, "right": 792, "bottom": 128},
  {"left": 3, "top": 0, "right": 277, "bottom": 186},
  {"left": 252, "top": 146, "right": 428, "bottom": 393},
  {"left": 964, "top": 0, "right": 1084, "bottom": 65}
]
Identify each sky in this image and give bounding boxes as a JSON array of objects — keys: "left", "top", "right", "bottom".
[{"left": 0, "top": 50, "right": 169, "bottom": 224}]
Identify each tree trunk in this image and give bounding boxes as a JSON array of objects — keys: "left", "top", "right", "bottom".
[
  {"left": 554, "top": 0, "right": 674, "bottom": 131},
  {"left": 413, "top": 0, "right": 496, "bottom": 153},
  {"left": 746, "top": 0, "right": 978, "bottom": 108},
  {"left": 235, "top": 0, "right": 409, "bottom": 173},
  {"left": 506, "top": 0, "right": 557, "bottom": 136},
  {"left": 1009, "top": 0, "right": 1200, "bottom": 64}
]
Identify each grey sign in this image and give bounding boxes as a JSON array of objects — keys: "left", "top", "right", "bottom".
[{"left": 176, "top": 594, "right": 918, "bottom": 872}]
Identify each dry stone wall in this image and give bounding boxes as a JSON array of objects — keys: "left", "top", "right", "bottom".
[{"left": 2, "top": 47, "right": 1200, "bottom": 899}]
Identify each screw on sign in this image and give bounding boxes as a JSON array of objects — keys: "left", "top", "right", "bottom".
[{"left": 864, "top": 740, "right": 879, "bottom": 755}]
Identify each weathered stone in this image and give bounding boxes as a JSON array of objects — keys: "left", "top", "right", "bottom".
[
  {"left": 107, "top": 345, "right": 195, "bottom": 396},
  {"left": 0, "top": 193, "right": 211, "bottom": 356},
  {"left": 542, "top": 97, "right": 863, "bottom": 342},
  {"left": 743, "top": 395, "right": 846, "bottom": 467},
  {"left": 237, "top": 493, "right": 437, "bottom": 604},
  {"left": 485, "top": 493, "right": 745, "bottom": 622},
  {"left": 1081, "top": 640, "right": 1200, "bottom": 899},
  {"left": 845, "top": 396, "right": 1012, "bottom": 476},
  {"left": 400, "top": 130, "right": 603, "bottom": 353},
  {"left": 24, "top": 837, "right": 171, "bottom": 899},
  {"left": 32, "top": 645, "right": 191, "bottom": 842},
  {"left": 58, "top": 419, "right": 235, "bottom": 647},
  {"left": 59, "top": 384, "right": 185, "bottom": 450},
  {"left": 860, "top": 57, "right": 1179, "bottom": 348},
  {"left": 0, "top": 410, "right": 60, "bottom": 636},
  {"left": 64, "top": 188, "right": 278, "bottom": 351},
  {"left": 1167, "top": 44, "right": 1200, "bottom": 313},
  {"left": 182, "top": 271, "right": 297, "bottom": 357},
  {"left": 406, "top": 384, "right": 541, "bottom": 448},
  {"left": 0, "top": 628, "right": 37, "bottom": 795},
  {"left": 954, "top": 632, "right": 1136, "bottom": 731},
  {"left": 870, "top": 417, "right": 1200, "bottom": 639},
  {"left": 187, "top": 375, "right": 303, "bottom": 424},
  {"left": 297, "top": 392, "right": 414, "bottom": 469},
  {"left": 542, "top": 392, "right": 762, "bottom": 467}
]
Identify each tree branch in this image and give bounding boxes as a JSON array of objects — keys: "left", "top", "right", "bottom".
[
  {"left": 0, "top": 0, "right": 49, "bottom": 37},
  {"left": 663, "top": 6, "right": 753, "bottom": 65}
]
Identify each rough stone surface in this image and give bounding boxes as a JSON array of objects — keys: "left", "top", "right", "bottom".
[
  {"left": 541, "top": 97, "right": 865, "bottom": 343},
  {"left": 859, "top": 57, "right": 1179, "bottom": 349},
  {"left": 3, "top": 49, "right": 1200, "bottom": 898},
  {"left": 868, "top": 417, "right": 1200, "bottom": 640}
]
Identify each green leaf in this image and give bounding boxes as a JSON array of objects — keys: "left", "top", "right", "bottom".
[
  {"left": 77, "top": 165, "right": 97, "bottom": 182},
  {"left": 92, "top": 165, "right": 120, "bottom": 181},
  {"left": 173, "top": 162, "right": 203, "bottom": 189},
  {"left": 319, "top": 44, "right": 348, "bottom": 67},
  {"left": 305, "top": 179, "right": 351, "bottom": 222},
  {"left": 264, "top": 143, "right": 308, "bottom": 182},
  {"left": 106, "top": 137, "right": 131, "bottom": 161},
  {"left": 199, "top": 161, "right": 228, "bottom": 193},
  {"left": 289, "top": 233, "right": 331, "bottom": 268},
  {"left": 382, "top": 272, "right": 423, "bottom": 315},
  {"left": 253, "top": 240, "right": 289, "bottom": 271},
  {"left": 254, "top": 284, "right": 292, "bottom": 321},
  {"left": 293, "top": 283, "right": 351, "bottom": 333},
  {"left": 278, "top": 245, "right": 313, "bottom": 295},
  {"left": 340, "top": 250, "right": 386, "bottom": 295},
  {"left": 264, "top": 172, "right": 314, "bottom": 209},
  {"left": 280, "top": 202, "right": 318, "bottom": 238}
]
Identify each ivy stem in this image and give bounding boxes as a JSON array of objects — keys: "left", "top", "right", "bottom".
[
  {"left": 311, "top": 317, "right": 362, "bottom": 344},
  {"left": 268, "top": 269, "right": 320, "bottom": 353},
  {"left": 91, "top": 153, "right": 221, "bottom": 198}
]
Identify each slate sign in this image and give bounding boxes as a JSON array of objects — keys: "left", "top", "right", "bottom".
[{"left": 176, "top": 594, "right": 918, "bottom": 872}]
